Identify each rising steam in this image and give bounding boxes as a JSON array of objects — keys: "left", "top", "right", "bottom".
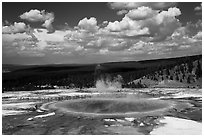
[{"left": 94, "top": 64, "right": 123, "bottom": 92}]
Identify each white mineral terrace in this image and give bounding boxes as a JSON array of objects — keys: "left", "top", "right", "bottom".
[
  {"left": 2, "top": 88, "right": 202, "bottom": 117},
  {"left": 2, "top": 102, "right": 38, "bottom": 116},
  {"left": 150, "top": 116, "right": 202, "bottom": 135}
]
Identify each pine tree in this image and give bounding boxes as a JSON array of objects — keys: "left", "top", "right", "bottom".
[
  {"left": 188, "top": 61, "right": 193, "bottom": 73},
  {"left": 166, "top": 69, "right": 170, "bottom": 76},
  {"left": 176, "top": 75, "right": 179, "bottom": 81},
  {"left": 187, "top": 76, "right": 191, "bottom": 84},
  {"left": 195, "top": 61, "right": 202, "bottom": 79}
]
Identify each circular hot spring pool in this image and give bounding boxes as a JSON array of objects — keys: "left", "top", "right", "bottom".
[{"left": 46, "top": 98, "right": 174, "bottom": 117}]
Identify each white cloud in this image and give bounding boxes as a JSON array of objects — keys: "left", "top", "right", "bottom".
[
  {"left": 75, "top": 45, "right": 84, "bottom": 51},
  {"left": 185, "top": 20, "right": 202, "bottom": 37},
  {"left": 105, "top": 19, "right": 129, "bottom": 32},
  {"left": 194, "top": 3, "right": 202, "bottom": 15},
  {"left": 2, "top": 22, "right": 28, "bottom": 34},
  {"left": 78, "top": 17, "right": 99, "bottom": 33},
  {"left": 99, "top": 48, "right": 109, "bottom": 54},
  {"left": 99, "top": 20, "right": 109, "bottom": 27},
  {"left": 2, "top": 33, "right": 30, "bottom": 42},
  {"left": 105, "top": 15, "right": 149, "bottom": 37},
  {"left": 109, "top": 2, "right": 177, "bottom": 10},
  {"left": 178, "top": 45, "right": 191, "bottom": 49},
  {"left": 131, "top": 41, "right": 146, "bottom": 50},
  {"left": 20, "top": 9, "right": 55, "bottom": 33},
  {"left": 102, "top": 21, "right": 108, "bottom": 24},
  {"left": 3, "top": 28, "right": 73, "bottom": 55},
  {"left": 193, "top": 31, "right": 202, "bottom": 40},
  {"left": 33, "top": 29, "right": 66, "bottom": 42},
  {"left": 2, "top": 5, "right": 201, "bottom": 63},
  {"left": 32, "top": 29, "right": 67, "bottom": 49},
  {"left": 194, "top": 3, "right": 202, "bottom": 11},
  {"left": 105, "top": 7, "right": 181, "bottom": 41},
  {"left": 170, "top": 20, "right": 202, "bottom": 39},
  {"left": 194, "top": 6, "right": 202, "bottom": 11},
  {"left": 141, "top": 7, "right": 181, "bottom": 41},
  {"left": 126, "top": 6, "right": 158, "bottom": 20},
  {"left": 160, "top": 7, "right": 181, "bottom": 17},
  {"left": 117, "top": 10, "right": 128, "bottom": 15},
  {"left": 42, "top": 14, "right": 55, "bottom": 33},
  {"left": 20, "top": 9, "right": 45, "bottom": 22}
]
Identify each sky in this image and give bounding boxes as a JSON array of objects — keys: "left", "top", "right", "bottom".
[{"left": 2, "top": 2, "right": 202, "bottom": 65}]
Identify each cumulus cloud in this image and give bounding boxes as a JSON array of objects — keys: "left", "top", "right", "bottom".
[
  {"left": 109, "top": 2, "right": 177, "bottom": 10},
  {"left": 33, "top": 29, "right": 66, "bottom": 42},
  {"left": 2, "top": 31, "right": 41, "bottom": 58},
  {"left": 117, "top": 10, "right": 128, "bottom": 15},
  {"left": 2, "top": 21, "right": 201, "bottom": 63},
  {"left": 179, "top": 20, "right": 202, "bottom": 37},
  {"left": 105, "top": 7, "right": 181, "bottom": 41},
  {"left": 2, "top": 22, "right": 29, "bottom": 34},
  {"left": 3, "top": 20, "right": 11, "bottom": 26},
  {"left": 194, "top": 3, "right": 202, "bottom": 15},
  {"left": 2, "top": 33, "right": 33, "bottom": 44},
  {"left": 3, "top": 28, "right": 84, "bottom": 58},
  {"left": 78, "top": 17, "right": 99, "bottom": 33},
  {"left": 2, "top": 4, "right": 201, "bottom": 63},
  {"left": 186, "top": 21, "right": 202, "bottom": 36},
  {"left": 143, "top": 7, "right": 181, "bottom": 41},
  {"left": 99, "top": 20, "right": 109, "bottom": 28},
  {"left": 170, "top": 20, "right": 202, "bottom": 41},
  {"left": 20, "top": 9, "right": 55, "bottom": 33},
  {"left": 194, "top": 3, "right": 202, "bottom": 11},
  {"left": 165, "top": 21, "right": 202, "bottom": 55},
  {"left": 105, "top": 15, "right": 149, "bottom": 37},
  {"left": 42, "top": 16, "right": 55, "bottom": 33},
  {"left": 126, "top": 6, "right": 158, "bottom": 20},
  {"left": 105, "top": 18, "right": 130, "bottom": 32},
  {"left": 193, "top": 31, "right": 202, "bottom": 40},
  {"left": 20, "top": 9, "right": 45, "bottom": 22}
]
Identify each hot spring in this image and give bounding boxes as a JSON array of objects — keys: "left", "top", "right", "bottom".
[
  {"left": 45, "top": 98, "right": 174, "bottom": 117},
  {"left": 41, "top": 65, "right": 175, "bottom": 117}
]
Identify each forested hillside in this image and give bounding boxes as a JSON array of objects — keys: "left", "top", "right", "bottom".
[
  {"left": 2, "top": 54, "right": 202, "bottom": 91},
  {"left": 128, "top": 57, "right": 202, "bottom": 88}
]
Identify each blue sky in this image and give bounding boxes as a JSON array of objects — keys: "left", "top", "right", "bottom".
[{"left": 2, "top": 2, "right": 202, "bottom": 65}]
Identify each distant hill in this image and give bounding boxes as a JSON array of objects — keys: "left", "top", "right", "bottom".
[
  {"left": 2, "top": 54, "right": 202, "bottom": 91},
  {"left": 128, "top": 55, "right": 202, "bottom": 88}
]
